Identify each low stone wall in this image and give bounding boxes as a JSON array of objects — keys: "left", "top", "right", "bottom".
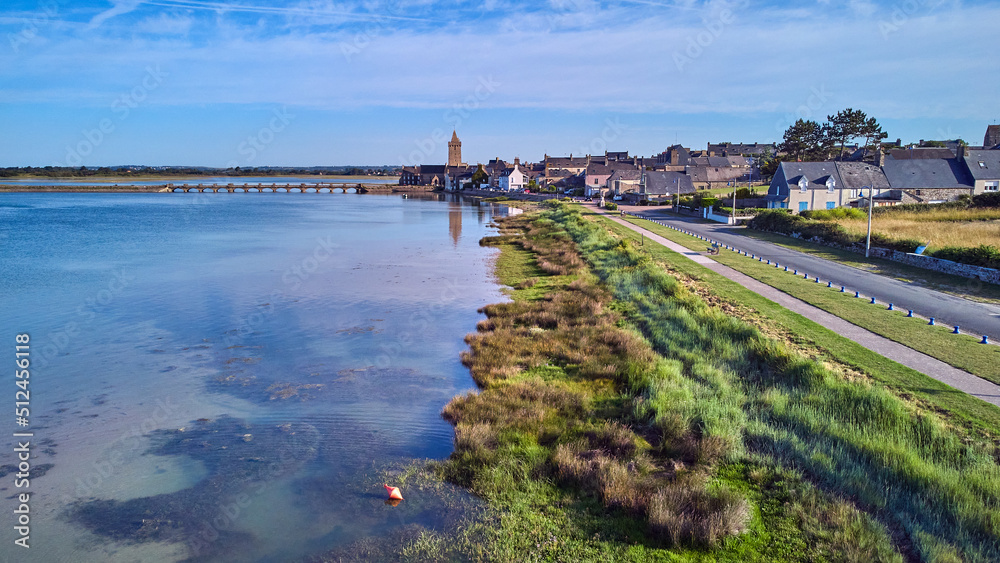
[
  {"left": 784, "top": 232, "right": 1000, "bottom": 285},
  {"left": 455, "top": 188, "right": 562, "bottom": 202}
]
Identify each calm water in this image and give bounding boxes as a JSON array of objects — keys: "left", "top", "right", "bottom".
[
  {"left": 0, "top": 193, "right": 505, "bottom": 562},
  {"left": 0, "top": 176, "right": 399, "bottom": 187}
]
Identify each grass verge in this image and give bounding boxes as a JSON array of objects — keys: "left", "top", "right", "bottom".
[{"left": 622, "top": 215, "right": 1000, "bottom": 385}]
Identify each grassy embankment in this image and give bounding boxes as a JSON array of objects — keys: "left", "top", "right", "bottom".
[
  {"left": 621, "top": 215, "right": 1000, "bottom": 385},
  {"left": 392, "top": 203, "right": 1000, "bottom": 562}
]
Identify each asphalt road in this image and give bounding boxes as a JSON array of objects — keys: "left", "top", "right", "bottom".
[{"left": 630, "top": 209, "right": 1000, "bottom": 341}]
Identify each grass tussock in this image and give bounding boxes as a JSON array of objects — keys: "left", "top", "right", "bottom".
[
  {"left": 436, "top": 204, "right": 1000, "bottom": 561},
  {"left": 442, "top": 212, "right": 752, "bottom": 549}
]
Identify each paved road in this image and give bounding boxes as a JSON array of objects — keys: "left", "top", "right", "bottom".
[
  {"left": 597, "top": 209, "right": 1000, "bottom": 407},
  {"left": 630, "top": 209, "right": 1000, "bottom": 341}
]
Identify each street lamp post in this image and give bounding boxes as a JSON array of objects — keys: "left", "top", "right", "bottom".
[
  {"left": 865, "top": 184, "right": 875, "bottom": 258},
  {"left": 674, "top": 178, "right": 679, "bottom": 214},
  {"left": 863, "top": 165, "right": 876, "bottom": 258}
]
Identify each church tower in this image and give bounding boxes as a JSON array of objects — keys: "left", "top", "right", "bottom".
[{"left": 448, "top": 130, "right": 463, "bottom": 167}]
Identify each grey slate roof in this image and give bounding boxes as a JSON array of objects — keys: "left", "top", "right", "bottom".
[
  {"left": 964, "top": 150, "right": 1000, "bottom": 181},
  {"left": 881, "top": 158, "right": 974, "bottom": 190},
  {"left": 608, "top": 169, "right": 641, "bottom": 182},
  {"left": 585, "top": 163, "right": 611, "bottom": 175},
  {"left": 888, "top": 148, "right": 955, "bottom": 160},
  {"left": 767, "top": 162, "right": 843, "bottom": 200},
  {"left": 642, "top": 171, "right": 694, "bottom": 195},
  {"left": 834, "top": 162, "right": 890, "bottom": 190}
]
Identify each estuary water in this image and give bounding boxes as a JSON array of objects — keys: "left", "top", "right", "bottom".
[
  {"left": 0, "top": 192, "right": 506, "bottom": 562},
  {"left": 0, "top": 176, "right": 400, "bottom": 187}
]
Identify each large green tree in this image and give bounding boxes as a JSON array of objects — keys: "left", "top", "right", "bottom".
[
  {"left": 825, "top": 108, "right": 866, "bottom": 159},
  {"left": 779, "top": 119, "right": 829, "bottom": 161},
  {"left": 825, "top": 108, "right": 888, "bottom": 160},
  {"left": 858, "top": 116, "right": 888, "bottom": 159}
]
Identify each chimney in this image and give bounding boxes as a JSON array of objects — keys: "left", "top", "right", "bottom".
[
  {"left": 877, "top": 146, "right": 885, "bottom": 168},
  {"left": 514, "top": 157, "right": 520, "bottom": 166}
]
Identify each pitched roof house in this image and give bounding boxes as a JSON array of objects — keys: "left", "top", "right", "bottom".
[
  {"left": 766, "top": 162, "right": 846, "bottom": 212},
  {"left": 641, "top": 171, "right": 695, "bottom": 197},
  {"left": 881, "top": 157, "right": 975, "bottom": 204},
  {"left": 963, "top": 150, "right": 1000, "bottom": 195}
]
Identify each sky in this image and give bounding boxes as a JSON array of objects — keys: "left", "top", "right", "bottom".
[{"left": 0, "top": 0, "right": 997, "bottom": 167}]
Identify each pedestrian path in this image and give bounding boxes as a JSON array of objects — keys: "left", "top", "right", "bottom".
[{"left": 598, "top": 209, "right": 1000, "bottom": 408}]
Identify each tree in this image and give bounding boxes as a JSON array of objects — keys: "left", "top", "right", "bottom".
[
  {"left": 779, "top": 119, "right": 829, "bottom": 161},
  {"left": 825, "top": 108, "right": 866, "bottom": 159},
  {"left": 470, "top": 165, "right": 488, "bottom": 186},
  {"left": 824, "top": 108, "right": 888, "bottom": 161},
  {"left": 757, "top": 148, "right": 780, "bottom": 179},
  {"left": 858, "top": 116, "right": 888, "bottom": 159}
]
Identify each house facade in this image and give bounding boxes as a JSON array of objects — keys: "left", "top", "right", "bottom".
[
  {"left": 766, "top": 162, "right": 847, "bottom": 212},
  {"left": 498, "top": 159, "right": 530, "bottom": 191},
  {"left": 584, "top": 163, "right": 612, "bottom": 196}
]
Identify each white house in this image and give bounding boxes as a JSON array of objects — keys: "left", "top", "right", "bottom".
[{"left": 498, "top": 159, "right": 529, "bottom": 191}]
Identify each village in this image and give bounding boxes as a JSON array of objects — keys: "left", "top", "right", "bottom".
[{"left": 400, "top": 125, "right": 1000, "bottom": 218}]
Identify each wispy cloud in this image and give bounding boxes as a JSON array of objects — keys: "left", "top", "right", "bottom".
[
  {"left": 89, "top": 0, "right": 144, "bottom": 28},
  {"left": 2, "top": 0, "right": 998, "bottom": 165}
]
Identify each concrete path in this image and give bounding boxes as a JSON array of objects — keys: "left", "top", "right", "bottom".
[{"left": 596, "top": 209, "right": 1000, "bottom": 408}]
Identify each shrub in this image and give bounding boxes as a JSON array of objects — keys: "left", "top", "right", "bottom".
[
  {"left": 930, "top": 244, "right": 1000, "bottom": 269},
  {"left": 800, "top": 207, "right": 867, "bottom": 221},
  {"left": 973, "top": 192, "right": 1000, "bottom": 208},
  {"left": 604, "top": 202, "right": 618, "bottom": 211}
]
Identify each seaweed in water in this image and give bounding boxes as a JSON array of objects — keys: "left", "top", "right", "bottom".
[{"left": 65, "top": 416, "right": 319, "bottom": 562}]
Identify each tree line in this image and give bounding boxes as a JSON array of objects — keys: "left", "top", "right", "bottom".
[{"left": 777, "top": 108, "right": 888, "bottom": 162}]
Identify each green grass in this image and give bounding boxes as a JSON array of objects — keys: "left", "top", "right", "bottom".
[
  {"left": 621, "top": 215, "right": 1000, "bottom": 385},
  {"left": 555, "top": 205, "right": 1000, "bottom": 562},
  {"left": 592, "top": 212, "right": 1000, "bottom": 439},
  {"left": 429, "top": 211, "right": 908, "bottom": 561}
]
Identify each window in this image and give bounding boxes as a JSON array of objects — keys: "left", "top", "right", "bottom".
[
  {"left": 979, "top": 161, "right": 987, "bottom": 169},
  {"left": 799, "top": 201, "right": 808, "bottom": 212},
  {"left": 826, "top": 202, "right": 836, "bottom": 210},
  {"left": 826, "top": 178, "right": 836, "bottom": 193},
  {"left": 986, "top": 181, "right": 999, "bottom": 192},
  {"left": 798, "top": 178, "right": 808, "bottom": 192}
]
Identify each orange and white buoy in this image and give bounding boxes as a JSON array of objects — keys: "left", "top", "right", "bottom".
[{"left": 384, "top": 484, "right": 403, "bottom": 501}]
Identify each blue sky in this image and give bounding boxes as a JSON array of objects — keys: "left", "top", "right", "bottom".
[{"left": 1, "top": 0, "right": 997, "bottom": 167}]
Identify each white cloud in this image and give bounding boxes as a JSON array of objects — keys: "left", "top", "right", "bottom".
[
  {"left": 88, "top": 0, "right": 145, "bottom": 29},
  {"left": 2, "top": 0, "right": 995, "bottom": 125}
]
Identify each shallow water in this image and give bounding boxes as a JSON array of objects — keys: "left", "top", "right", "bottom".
[
  {"left": 0, "top": 192, "right": 504, "bottom": 562},
  {"left": 0, "top": 176, "right": 399, "bottom": 186}
]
